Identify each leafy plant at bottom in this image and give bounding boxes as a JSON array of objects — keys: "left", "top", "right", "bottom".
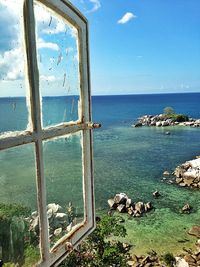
[{"left": 60, "top": 215, "right": 130, "bottom": 267}]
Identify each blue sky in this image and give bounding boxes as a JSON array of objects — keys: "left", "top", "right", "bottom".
[
  {"left": 0, "top": 0, "right": 200, "bottom": 96},
  {"left": 72, "top": 0, "right": 200, "bottom": 95}
]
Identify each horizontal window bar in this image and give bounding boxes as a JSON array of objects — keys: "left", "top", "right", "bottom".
[{"left": 0, "top": 122, "right": 90, "bottom": 150}]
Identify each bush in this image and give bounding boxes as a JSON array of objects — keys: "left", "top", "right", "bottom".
[
  {"left": 174, "top": 114, "right": 189, "bottom": 122},
  {"left": 163, "top": 252, "right": 175, "bottom": 266},
  {"left": 60, "top": 215, "right": 130, "bottom": 267}
]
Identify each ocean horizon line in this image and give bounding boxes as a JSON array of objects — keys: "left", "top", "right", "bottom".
[{"left": 0, "top": 91, "right": 200, "bottom": 99}]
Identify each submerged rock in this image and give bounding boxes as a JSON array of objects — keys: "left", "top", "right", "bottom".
[
  {"left": 188, "top": 226, "right": 200, "bottom": 238},
  {"left": 163, "top": 170, "right": 170, "bottom": 176},
  {"left": 181, "top": 204, "right": 192, "bottom": 213},
  {"left": 153, "top": 190, "right": 161, "bottom": 198}
]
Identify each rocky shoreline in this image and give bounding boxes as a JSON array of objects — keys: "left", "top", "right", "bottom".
[
  {"left": 174, "top": 158, "right": 200, "bottom": 188},
  {"left": 132, "top": 114, "right": 200, "bottom": 128},
  {"left": 107, "top": 193, "right": 200, "bottom": 267}
]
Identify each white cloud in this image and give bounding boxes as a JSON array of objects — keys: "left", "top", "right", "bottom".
[
  {"left": 0, "top": 47, "right": 24, "bottom": 81},
  {"left": 34, "top": 4, "right": 68, "bottom": 35},
  {"left": 87, "top": 0, "right": 101, "bottom": 13},
  {"left": 37, "top": 38, "right": 59, "bottom": 51},
  {"left": 0, "top": 0, "right": 21, "bottom": 16},
  {"left": 118, "top": 12, "right": 136, "bottom": 24},
  {"left": 42, "top": 21, "right": 66, "bottom": 35},
  {"left": 40, "top": 75, "right": 56, "bottom": 82}
]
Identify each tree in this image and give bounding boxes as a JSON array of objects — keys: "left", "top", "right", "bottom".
[{"left": 163, "top": 106, "right": 175, "bottom": 115}]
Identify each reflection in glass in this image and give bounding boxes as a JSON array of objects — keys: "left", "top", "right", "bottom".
[
  {"left": 43, "top": 133, "right": 84, "bottom": 248},
  {"left": 0, "top": 1, "right": 29, "bottom": 134},
  {"left": 34, "top": 1, "right": 81, "bottom": 127},
  {"left": 0, "top": 144, "right": 40, "bottom": 265}
]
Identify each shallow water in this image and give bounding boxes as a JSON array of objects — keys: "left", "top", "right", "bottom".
[
  {"left": 94, "top": 125, "right": 200, "bottom": 254},
  {"left": 1, "top": 93, "right": 200, "bottom": 255}
]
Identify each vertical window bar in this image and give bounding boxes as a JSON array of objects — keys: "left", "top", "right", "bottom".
[
  {"left": 23, "top": 0, "right": 49, "bottom": 261},
  {"left": 78, "top": 22, "right": 95, "bottom": 227}
]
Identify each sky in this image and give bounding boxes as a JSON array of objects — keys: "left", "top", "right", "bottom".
[{"left": 0, "top": 0, "right": 200, "bottom": 96}]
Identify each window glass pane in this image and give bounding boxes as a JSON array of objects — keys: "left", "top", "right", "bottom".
[
  {"left": 0, "top": 144, "right": 40, "bottom": 266},
  {"left": 34, "top": 2, "right": 81, "bottom": 127},
  {"left": 43, "top": 133, "right": 84, "bottom": 248},
  {"left": 0, "top": 1, "right": 29, "bottom": 135}
]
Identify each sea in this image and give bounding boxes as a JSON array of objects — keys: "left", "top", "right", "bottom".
[{"left": 1, "top": 92, "right": 200, "bottom": 255}]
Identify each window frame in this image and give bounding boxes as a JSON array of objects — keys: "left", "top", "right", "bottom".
[{"left": 0, "top": 0, "right": 95, "bottom": 266}]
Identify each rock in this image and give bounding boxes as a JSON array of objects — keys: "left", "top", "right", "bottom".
[
  {"left": 134, "top": 122, "right": 142, "bottom": 127},
  {"left": 108, "top": 199, "right": 117, "bottom": 209},
  {"left": 47, "top": 208, "right": 54, "bottom": 219},
  {"left": 31, "top": 211, "right": 38, "bottom": 218},
  {"left": 175, "top": 257, "right": 189, "bottom": 267},
  {"left": 126, "top": 198, "right": 132, "bottom": 208},
  {"left": 127, "top": 207, "right": 134, "bottom": 215},
  {"left": 153, "top": 190, "right": 161, "bottom": 198},
  {"left": 31, "top": 216, "right": 39, "bottom": 233},
  {"left": 47, "top": 203, "right": 63, "bottom": 213},
  {"left": 163, "top": 170, "right": 170, "bottom": 176},
  {"left": 156, "top": 121, "right": 162, "bottom": 127},
  {"left": 114, "top": 193, "right": 128, "bottom": 204},
  {"left": 188, "top": 226, "right": 200, "bottom": 238},
  {"left": 145, "top": 202, "right": 152, "bottom": 210},
  {"left": 176, "top": 177, "right": 183, "bottom": 184},
  {"left": 117, "top": 204, "right": 126, "bottom": 213},
  {"left": 135, "top": 202, "right": 145, "bottom": 214},
  {"left": 54, "top": 227, "right": 62, "bottom": 236},
  {"left": 179, "top": 182, "right": 186, "bottom": 187},
  {"left": 183, "top": 255, "right": 196, "bottom": 264},
  {"left": 127, "top": 261, "right": 135, "bottom": 266},
  {"left": 162, "top": 121, "right": 169, "bottom": 126},
  {"left": 55, "top": 213, "right": 68, "bottom": 220},
  {"left": 182, "top": 203, "right": 192, "bottom": 213}
]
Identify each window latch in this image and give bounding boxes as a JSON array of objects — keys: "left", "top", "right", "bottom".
[{"left": 87, "top": 122, "right": 102, "bottom": 129}]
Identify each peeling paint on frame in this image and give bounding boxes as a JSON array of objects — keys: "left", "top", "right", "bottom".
[{"left": 0, "top": 0, "right": 96, "bottom": 266}]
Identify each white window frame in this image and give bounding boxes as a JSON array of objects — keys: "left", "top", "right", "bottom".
[{"left": 0, "top": 0, "right": 96, "bottom": 266}]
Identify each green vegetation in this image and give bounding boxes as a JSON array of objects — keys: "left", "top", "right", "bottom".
[
  {"left": 0, "top": 203, "right": 31, "bottom": 265},
  {"left": 60, "top": 215, "right": 131, "bottom": 267},
  {"left": 0, "top": 203, "right": 40, "bottom": 266},
  {"left": 163, "top": 252, "right": 175, "bottom": 267},
  {"left": 163, "top": 106, "right": 175, "bottom": 116},
  {"left": 163, "top": 106, "right": 189, "bottom": 122}
]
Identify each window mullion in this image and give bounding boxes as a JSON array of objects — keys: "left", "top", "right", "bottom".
[
  {"left": 78, "top": 23, "right": 95, "bottom": 228},
  {"left": 23, "top": 0, "right": 49, "bottom": 262}
]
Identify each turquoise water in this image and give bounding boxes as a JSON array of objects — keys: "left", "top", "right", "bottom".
[{"left": 1, "top": 93, "right": 200, "bottom": 255}]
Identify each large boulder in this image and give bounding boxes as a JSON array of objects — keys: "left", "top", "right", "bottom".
[
  {"left": 175, "top": 257, "right": 189, "bottom": 267},
  {"left": 156, "top": 121, "right": 162, "bottom": 127},
  {"left": 108, "top": 199, "right": 117, "bottom": 209},
  {"left": 162, "top": 121, "right": 169, "bottom": 126},
  {"left": 114, "top": 193, "right": 128, "bottom": 205},
  {"left": 47, "top": 203, "right": 63, "bottom": 213},
  {"left": 135, "top": 202, "right": 145, "bottom": 214}
]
